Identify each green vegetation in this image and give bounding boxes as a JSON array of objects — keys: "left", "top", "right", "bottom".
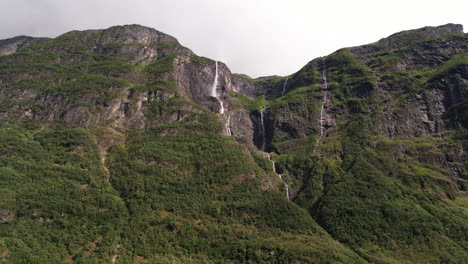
[
  {"left": 144, "top": 52, "right": 178, "bottom": 77},
  {"left": 284, "top": 113, "right": 468, "bottom": 263},
  {"left": 190, "top": 54, "right": 213, "bottom": 64},
  {"left": 231, "top": 73, "right": 252, "bottom": 80},
  {"left": 326, "top": 49, "right": 375, "bottom": 98},
  {"left": 257, "top": 32, "right": 468, "bottom": 263},
  {"left": 0, "top": 125, "right": 127, "bottom": 263},
  {"left": 265, "top": 81, "right": 322, "bottom": 151},
  {"left": 0, "top": 24, "right": 467, "bottom": 263},
  {"left": 423, "top": 52, "right": 468, "bottom": 81},
  {"left": 0, "top": 123, "right": 366, "bottom": 263},
  {"left": 252, "top": 75, "right": 284, "bottom": 84},
  {"left": 268, "top": 84, "right": 321, "bottom": 118},
  {"left": 289, "top": 60, "right": 321, "bottom": 87},
  {"left": 229, "top": 91, "right": 265, "bottom": 112},
  {"left": 133, "top": 79, "right": 176, "bottom": 93},
  {"left": 29, "top": 29, "right": 103, "bottom": 53},
  {"left": 48, "top": 74, "right": 128, "bottom": 95},
  {"left": 371, "top": 26, "right": 464, "bottom": 51}
]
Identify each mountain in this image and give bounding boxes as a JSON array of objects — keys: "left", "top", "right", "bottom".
[{"left": 0, "top": 23, "right": 466, "bottom": 263}]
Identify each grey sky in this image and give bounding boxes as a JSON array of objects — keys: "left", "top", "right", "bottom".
[{"left": 1, "top": 0, "right": 466, "bottom": 77}]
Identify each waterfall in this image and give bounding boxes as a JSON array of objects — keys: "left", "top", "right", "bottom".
[
  {"left": 313, "top": 60, "right": 328, "bottom": 154},
  {"left": 211, "top": 61, "right": 232, "bottom": 136},
  {"left": 261, "top": 109, "right": 288, "bottom": 198},
  {"left": 260, "top": 109, "right": 266, "bottom": 151},
  {"left": 267, "top": 154, "right": 289, "bottom": 200},
  {"left": 225, "top": 114, "right": 232, "bottom": 136},
  {"left": 279, "top": 175, "right": 289, "bottom": 199},
  {"left": 211, "top": 61, "right": 218, "bottom": 97},
  {"left": 260, "top": 105, "right": 288, "bottom": 199},
  {"left": 211, "top": 61, "right": 224, "bottom": 114},
  {"left": 281, "top": 78, "right": 288, "bottom": 96}
]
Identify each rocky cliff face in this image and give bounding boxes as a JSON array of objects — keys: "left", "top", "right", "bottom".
[
  {"left": 349, "top": 23, "right": 464, "bottom": 55},
  {"left": 1, "top": 22, "right": 466, "bottom": 194},
  {"left": 0, "top": 25, "right": 265, "bottom": 155},
  {"left": 258, "top": 24, "right": 466, "bottom": 143},
  {"left": 253, "top": 24, "right": 467, "bottom": 200},
  {"left": 0, "top": 36, "right": 48, "bottom": 56},
  {"left": 0, "top": 23, "right": 467, "bottom": 264}
]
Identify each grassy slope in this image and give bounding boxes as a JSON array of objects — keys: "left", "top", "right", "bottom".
[
  {"left": 0, "top": 27, "right": 466, "bottom": 264},
  {"left": 0, "top": 123, "right": 365, "bottom": 263},
  {"left": 267, "top": 35, "right": 468, "bottom": 263},
  {"left": 0, "top": 30, "right": 364, "bottom": 263}
]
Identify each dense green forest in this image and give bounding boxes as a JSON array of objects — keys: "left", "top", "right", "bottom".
[{"left": 0, "top": 24, "right": 467, "bottom": 263}]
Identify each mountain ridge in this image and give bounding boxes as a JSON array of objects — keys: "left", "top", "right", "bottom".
[
  {"left": 1, "top": 23, "right": 464, "bottom": 78},
  {"left": 0, "top": 23, "right": 466, "bottom": 263}
]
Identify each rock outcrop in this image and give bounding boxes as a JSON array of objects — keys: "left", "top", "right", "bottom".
[
  {"left": 0, "top": 36, "right": 48, "bottom": 56},
  {"left": 349, "top": 23, "right": 464, "bottom": 55},
  {"left": 0, "top": 23, "right": 467, "bottom": 264}
]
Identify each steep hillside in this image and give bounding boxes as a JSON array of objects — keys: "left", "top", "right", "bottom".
[
  {"left": 257, "top": 23, "right": 468, "bottom": 263},
  {"left": 0, "top": 23, "right": 467, "bottom": 263}
]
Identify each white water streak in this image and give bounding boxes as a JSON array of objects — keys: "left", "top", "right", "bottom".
[
  {"left": 281, "top": 78, "right": 288, "bottom": 96},
  {"left": 314, "top": 60, "right": 328, "bottom": 154},
  {"left": 260, "top": 109, "right": 266, "bottom": 151},
  {"left": 267, "top": 154, "right": 289, "bottom": 200},
  {"left": 211, "top": 61, "right": 224, "bottom": 114},
  {"left": 225, "top": 114, "right": 232, "bottom": 136},
  {"left": 211, "top": 61, "right": 232, "bottom": 136},
  {"left": 279, "top": 175, "right": 289, "bottom": 199}
]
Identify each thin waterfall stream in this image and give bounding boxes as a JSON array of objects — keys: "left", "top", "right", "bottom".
[
  {"left": 260, "top": 108, "right": 289, "bottom": 199},
  {"left": 313, "top": 60, "right": 328, "bottom": 154},
  {"left": 281, "top": 78, "right": 288, "bottom": 96},
  {"left": 260, "top": 109, "right": 266, "bottom": 151},
  {"left": 225, "top": 114, "right": 232, "bottom": 136},
  {"left": 266, "top": 154, "right": 289, "bottom": 200},
  {"left": 211, "top": 61, "right": 232, "bottom": 136},
  {"left": 211, "top": 61, "right": 224, "bottom": 114}
]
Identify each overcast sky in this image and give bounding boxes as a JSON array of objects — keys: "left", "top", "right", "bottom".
[{"left": 1, "top": 0, "right": 466, "bottom": 77}]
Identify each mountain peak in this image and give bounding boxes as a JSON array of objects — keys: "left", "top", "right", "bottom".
[
  {"left": 99, "top": 24, "right": 180, "bottom": 46},
  {"left": 0, "top": 24, "right": 184, "bottom": 56},
  {"left": 0, "top": 23, "right": 467, "bottom": 263},
  {"left": 0, "top": 35, "right": 48, "bottom": 56},
  {"left": 388, "top": 23, "right": 463, "bottom": 38},
  {"left": 349, "top": 23, "right": 464, "bottom": 55},
  {"left": 380, "top": 23, "right": 463, "bottom": 45}
]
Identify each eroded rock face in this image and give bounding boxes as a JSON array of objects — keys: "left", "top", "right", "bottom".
[
  {"left": 231, "top": 75, "right": 256, "bottom": 97},
  {"left": 0, "top": 23, "right": 465, "bottom": 153},
  {"left": 0, "top": 25, "right": 285, "bottom": 148},
  {"left": 0, "top": 25, "right": 204, "bottom": 131},
  {"left": 228, "top": 111, "right": 253, "bottom": 138},
  {"left": 0, "top": 24, "right": 467, "bottom": 263},
  {"left": 99, "top": 24, "right": 180, "bottom": 47},
  {"left": 169, "top": 54, "right": 259, "bottom": 143},
  {"left": 349, "top": 23, "right": 464, "bottom": 56},
  {"left": 371, "top": 61, "right": 468, "bottom": 138},
  {"left": 98, "top": 44, "right": 159, "bottom": 65},
  {"left": 0, "top": 36, "right": 48, "bottom": 56},
  {"left": 431, "top": 65, "right": 468, "bottom": 129},
  {"left": 172, "top": 55, "right": 219, "bottom": 110}
]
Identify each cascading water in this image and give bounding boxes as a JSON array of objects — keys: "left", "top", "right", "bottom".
[
  {"left": 225, "top": 114, "right": 232, "bottom": 136},
  {"left": 267, "top": 154, "right": 289, "bottom": 200},
  {"left": 260, "top": 109, "right": 266, "bottom": 151},
  {"left": 281, "top": 78, "right": 288, "bottom": 96},
  {"left": 313, "top": 60, "right": 328, "bottom": 154},
  {"left": 259, "top": 84, "right": 289, "bottom": 198},
  {"left": 211, "top": 61, "right": 232, "bottom": 136},
  {"left": 280, "top": 175, "right": 289, "bottom": 199},
  {"left": 211, "top": 61, "right": 224, "bottom": 114}
]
